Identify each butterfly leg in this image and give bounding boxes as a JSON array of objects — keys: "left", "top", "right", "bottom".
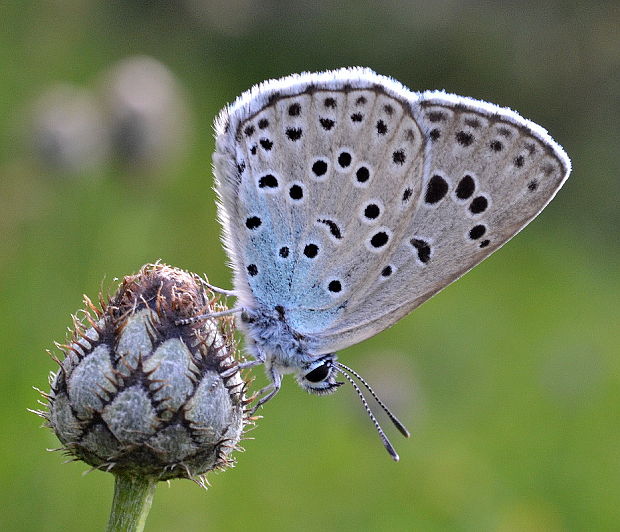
[
  {"left": 220, "top": 357, "right": 262, "bottom": 379},
  {"left": 238, "top": 359, "right": 263, "bottom": 370},
  {"left": 175, "top": 307, "right": 244, "bottom": 326},
  {"left": 248, "top": 369, "right": 282, "bottom": 415},
  {"left": 197, "top": 277, "right": 237, "bottom": 297}
]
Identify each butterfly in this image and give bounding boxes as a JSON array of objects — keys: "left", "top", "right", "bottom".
[{"left": 191, "top": 67, "right": 570, "bottom": 460}]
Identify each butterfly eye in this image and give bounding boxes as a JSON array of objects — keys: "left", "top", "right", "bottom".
[
  {"left": 304, "top": 362, "right": 330, "bottom": 383},
  {"left": 297, "top": 356, "right": 342, "bottom": 396}
]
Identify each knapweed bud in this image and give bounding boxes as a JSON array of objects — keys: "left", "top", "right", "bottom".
[{"left": 40, "top": 263, "right": 252, "bottom": 484}]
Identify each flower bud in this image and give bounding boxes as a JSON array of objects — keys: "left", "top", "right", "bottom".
[
  {"left": 100, "top": 56, "right": 190, "bottom": 170},
  {"left": 30, "top": 84, "right": 108, "bottom": 175},
  {"left": 39, "top": 263, "right": 252, "bottom": 484}
]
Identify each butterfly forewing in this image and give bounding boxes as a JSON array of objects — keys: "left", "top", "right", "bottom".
[{"left": 213, "top": 69, "right": 570, "bottom": 354}]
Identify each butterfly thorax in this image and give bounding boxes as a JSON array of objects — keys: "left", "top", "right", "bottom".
[{"left": 239, "top": 304, "right": 320, "bottom": 377}]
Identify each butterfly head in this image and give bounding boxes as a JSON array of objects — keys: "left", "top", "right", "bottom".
[
  {"left": 296, "top": 355, "right": 410, "bottom": 460},
  {"left": 296, "top": 354, "right": 343, "bottom": 395}
]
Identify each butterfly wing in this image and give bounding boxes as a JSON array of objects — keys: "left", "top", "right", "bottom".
[{"left": 213, "top": 68, "right": 570, "bottom": 354}]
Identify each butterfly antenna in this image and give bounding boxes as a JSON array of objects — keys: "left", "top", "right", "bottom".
[
  {"left": 335, "top": 365, "right": 400, "bottom": 461},
  {"left": 337, "top": 362, "right": 410, "bottom": 438}
]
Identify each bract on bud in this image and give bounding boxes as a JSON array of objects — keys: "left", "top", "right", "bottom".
[{"left": 40, "top": 263, "right": 252, "bottom": 484}]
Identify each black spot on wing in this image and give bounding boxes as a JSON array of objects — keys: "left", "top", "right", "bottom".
[{"left": 317, "top": 219, "right": 342, "bottom": 239}]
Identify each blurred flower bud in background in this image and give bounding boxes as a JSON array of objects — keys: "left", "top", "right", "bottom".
[
  {"left": 30, "top": 84, "right": 108, "bottom": 176},
  {"left": 36, "top": 263, "right": 253, "bottom": 486},
  {"left": 100, "top": 56, "right": 191, "bottom": 172}
]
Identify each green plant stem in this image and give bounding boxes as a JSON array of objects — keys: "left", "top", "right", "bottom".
[{"left": 106, "top": 474, "right": 157, "bottom": 532}]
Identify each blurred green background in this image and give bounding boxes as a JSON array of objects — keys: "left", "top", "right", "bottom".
[{"left": 1, "top": 1, "right": 618, "bottom": 531}]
